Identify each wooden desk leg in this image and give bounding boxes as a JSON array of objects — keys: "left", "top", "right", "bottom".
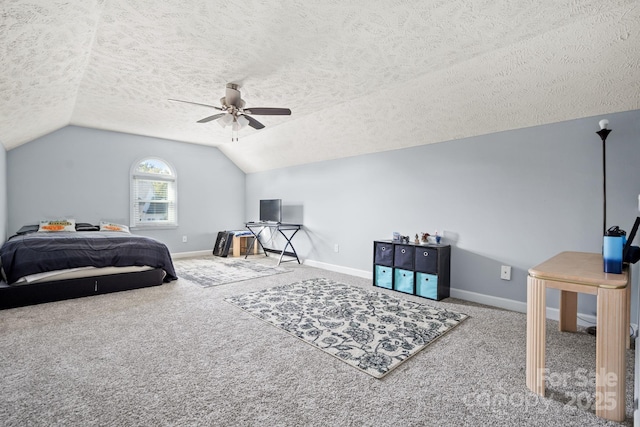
[
  {"left": 595, "top": 286, "right": 626, "bottom": 422},
  {"left": 559, "top": 290, "right": 577, "bottom": 332},
  {"left": 526, "top": 275, "right": 546, "bottom": 396}
]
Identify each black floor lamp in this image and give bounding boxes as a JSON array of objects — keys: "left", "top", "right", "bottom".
[
  {"left": 596, "top": 119, "right": 612, "bottom": 234},
  {"left": 587, "top": 119, "right": 612, "bottom": 337}
]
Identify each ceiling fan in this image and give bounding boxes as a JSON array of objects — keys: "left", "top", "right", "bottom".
[{"left": 169, "top": 83, "right": 291, "bottom": 140}]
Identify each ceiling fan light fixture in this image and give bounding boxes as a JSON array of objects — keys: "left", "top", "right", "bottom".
[
  {"left": 217, "top": 113, "right": 233, "bottom": 128},
  {"left": 236, "top": 115, "right": 250, "bottom": 129}
]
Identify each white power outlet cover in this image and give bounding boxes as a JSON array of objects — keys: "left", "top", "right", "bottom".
[{"left": 501, "top": 265, "right": 512, "bottom": 280}]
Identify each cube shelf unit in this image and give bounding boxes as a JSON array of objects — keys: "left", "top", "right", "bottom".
[{"left": 373, "top": 240, "right": 451, "bottom": 301}]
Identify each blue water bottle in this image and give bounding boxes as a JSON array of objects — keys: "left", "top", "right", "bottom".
[{"left": 603, "top": 226, "right": 625, "bottom": 273}]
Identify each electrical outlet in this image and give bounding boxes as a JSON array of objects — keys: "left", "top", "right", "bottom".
[
  {"left": 334, "top": 244, "right": 340, "bottom": 253},
  {"left": 182, "top": 235, "right": 187, "bottom": 243},
  {"left": 500, "top": 265, "right": 511, "bottom": 280}
]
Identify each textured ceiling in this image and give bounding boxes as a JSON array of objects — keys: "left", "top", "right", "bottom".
[{"left": 1, "top": 0, "right": 639, "bottom": 172}]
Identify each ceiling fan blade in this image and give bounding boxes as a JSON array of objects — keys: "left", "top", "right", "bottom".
[
  {"left": 244, "top": 115, "right": 265, "bottom": 130},
  {"left": 168, "top": 98, "right": 223, "bottom": 111},
  {"left": 244, "top": 107, "right": 292, "bottom": 116},
  {"left": 197, "top": 113, "right": 226, "bottom": 123}
]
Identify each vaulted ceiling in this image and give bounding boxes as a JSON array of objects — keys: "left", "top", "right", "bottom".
[{"left": 1, "top": 1, "right": 639, "bottom": 172}]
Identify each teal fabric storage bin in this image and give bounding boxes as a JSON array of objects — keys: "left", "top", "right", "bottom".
[
  {"left": 394, "top": 268, "right": 414, "bottom": 294},
  {"left": 374, "top": 265, "right": 392, "bottom": 289},
  {"left": 416, "top": 272, "right": 438, "bottom": 299}
]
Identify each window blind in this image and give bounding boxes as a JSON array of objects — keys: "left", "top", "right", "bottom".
[{"left": 130, "top": 159, "right": 177, "bottom": 227}]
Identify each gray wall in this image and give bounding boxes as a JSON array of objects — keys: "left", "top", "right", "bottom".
[
  {"left": 0, "top": 144, "right": 6, "bottom": 243},
  {"left": 7, "top": 126, "right": 246, "bottom": 252},
  {"left": 246, "top": 110, "right": 640, "bottom": 317}
]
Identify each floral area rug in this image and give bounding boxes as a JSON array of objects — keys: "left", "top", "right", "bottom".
[
  {"left": 174, "top": 256, "right": 290, "bottom": 288},
  {"left": 225, "top": 278, "right": 468, "bottom": 378}
]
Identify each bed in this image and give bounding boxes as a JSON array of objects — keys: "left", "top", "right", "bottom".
[{"left": 0, "top": 222, "right": 177, "bottom": 309}]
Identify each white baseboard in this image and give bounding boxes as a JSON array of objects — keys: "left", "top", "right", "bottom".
[
  {"left": 171, "top": 250, "right": 211, "bottom": 259},
  {"left": 449, "top": 288, "right": 600, "bottom": 326},
  {"left": 303, "top": 260, "right": 639, "bottom": 330},
  {"left": 303, "top": 259, "right": 372, "bottom": 279},
  {"left": 449, "top": 287, "right": 527, "bottom": 313}
]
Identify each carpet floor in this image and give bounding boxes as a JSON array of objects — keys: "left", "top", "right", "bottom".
[{"left": 0, "top": 259, "right": 634, "bottom": 426}]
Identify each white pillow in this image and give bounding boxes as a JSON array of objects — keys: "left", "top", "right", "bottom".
[
  {"left": 38, "top": 219, "right": 76, "bottom": 232},
  {"left": 99, "top": 221, "right": 130, "bottom": 233}
]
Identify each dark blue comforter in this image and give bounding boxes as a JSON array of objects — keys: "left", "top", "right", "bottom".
[{"left": 0, "top": 231, "right": 177, "bottom": 284}]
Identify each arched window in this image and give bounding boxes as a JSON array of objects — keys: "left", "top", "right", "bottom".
[{"left": 130, "top": 158, "right": 177, "bottom": 228}]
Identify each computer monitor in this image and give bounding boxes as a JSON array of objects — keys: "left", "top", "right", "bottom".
[{"left": 259, "top": 199, "right": 282, "bottom": 223}]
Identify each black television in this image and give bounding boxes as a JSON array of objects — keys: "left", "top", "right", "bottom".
[{"left": 260, "top": 199, "right": 282, "bottom": 223}]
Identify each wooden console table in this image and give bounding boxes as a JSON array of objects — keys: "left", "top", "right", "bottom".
[{"left": 526, "top": 251, "right": 630, "bottom": 422}]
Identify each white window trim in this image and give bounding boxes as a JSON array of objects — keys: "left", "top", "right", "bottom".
[{"left": 130, "top": 157, "right": 178, "bottom": 229}]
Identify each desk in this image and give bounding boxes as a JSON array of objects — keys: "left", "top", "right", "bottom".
[
  {"left": 526, "top": 251, "right": 630, "bottom": 422},
  {"left": 244, "top": 222, "right": 302, "bottom": 266}
]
